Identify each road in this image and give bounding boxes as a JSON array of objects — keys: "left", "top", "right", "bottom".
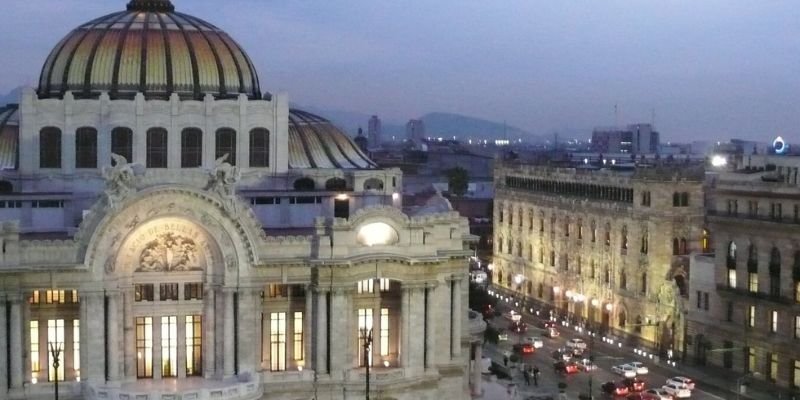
[{"left": 483, "top": 299, "right": 730, "bottom": 399}]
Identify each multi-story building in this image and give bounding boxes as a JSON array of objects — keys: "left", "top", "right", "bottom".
[
  {"left": 406, "top": 119, "right": 425, "bottom": 143},
  {"left": 0, "top": 1, "right": 479, "bottom": 399},
  {"left": 368, "top": 115, "right": 382, "bottom": 147},
  {"left": 493, "top": 159, "right": 705, "bottom": 354},
  {"left": 591, "top": 124, "right": 660, "bottom": 154},
  {"left": 688, "top": 154, "right": 800, "bottom": 391}
]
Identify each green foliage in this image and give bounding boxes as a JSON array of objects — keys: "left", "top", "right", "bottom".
[{"left": 444, "top": 166, "right": 469, "bottom": 196}]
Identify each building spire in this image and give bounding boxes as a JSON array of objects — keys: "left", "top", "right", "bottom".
[{"left": 126, "top": 0, "right": 175, "bottom": 12}]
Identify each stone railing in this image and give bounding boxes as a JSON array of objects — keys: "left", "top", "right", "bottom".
[{"left": 88, "top": 375, "right": 262, "bottom": 400}]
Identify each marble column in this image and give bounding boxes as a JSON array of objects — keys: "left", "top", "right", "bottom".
[
  {"left": 451, "top": 278, "right": 463, "bottom": 358},
  {"left": 472, "top": 343, "right": 483, "bottom": 396},
  {"left": 304, "top": 288, "right": 313, "bottom": 369},
  {"left": 400, "top": 286, "right": 410, "bottom": 368},
  {"left": 314, "top": 289, "right": 329, "bottom": 375},
  {"left": 81, "top": 292, "right": 105, "bottom": 383},
  {"left": 424, "top": 284, "right": 437, "bottom": 369},
  {"left": 203, "top": 286, "right": 216, "bottom": 378},
  {"left": 408, "top": 287, "right": 426, "bottom": 371},
  {"left": 123, "top": 288, "right": 135, "bottom": 379},
  {"left": 236, "top": 288, "right": 258, "bottom": 373},
  {"left": 107, "top": 292, "right": 120, "bottom": 381},
  {"left": 177, "top": 313, "right": 187, "bottom": 378},
  {"left": 223, "top": 289, "right": 235, "bottom": 377},
  {"left": 0, "top": 295, "right": 8, "bottom": 394},
  {"left": 10, "top": 294, "right": 23, "bottom": 389},
  {"left": 328, "top": 288, "right": 350, "bottom": 379}
]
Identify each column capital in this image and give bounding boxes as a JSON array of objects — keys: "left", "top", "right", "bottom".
[{"left": 402, "top": 283, "right": 426, "bottom": 292}]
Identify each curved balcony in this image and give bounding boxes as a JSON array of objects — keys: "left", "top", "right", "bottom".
[{"left": 88, "top": 374, "right": 262, "bottom": 400}]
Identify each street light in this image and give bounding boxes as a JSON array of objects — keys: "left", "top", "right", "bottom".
[
  {"left": 359, "top": 327, "right": 374, "bottom": 400},
  {"left": 49, "top": 341, "right": 63, "bottom": 400}
]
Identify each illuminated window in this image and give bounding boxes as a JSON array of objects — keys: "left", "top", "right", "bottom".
[
  {"left": 728, "top": 269, "right": 737, "bottom": 288},
  {"left": 771, "top": 310, "right": 779, "bottom": 333},
  {"left": 795, "top": 315, "right": 800, "bottom": 339},
  {"left": 293, "top": 312, "right": 304, "bottom": 361},
  {"left": 46, "top": 290, "right": 65, "bottom": 304},
  {"left": 748, "top": 305, "right": 756, "bottom": 328},
  {"left": 379, "top": 278, "right": 390, "bottom": 292},
  {"left": 71, "top": 290, "right": 78, "bottom": 303},
  {"left": 30, "top": 321, "right": 40, "bottom": 373},
  {"left": 270, "top": 313, "right": 286, "bottom": 371},
  {"left": 185, "top": 316, "right": 202, "bottom": 376},
  {"left": 267, "top": 284, "right": 288, "bottom": 298},
  {"left": 136, "top": 317, "right": 153, "bottom": 378},
  {"left": 746, "top": 347, "right": 756, "bottom": 373},
  {"left": 768, "top": 353, "right": 778, "bottom": 381},
  {"left": 358, "top": 279, "right": 374, "bottom": 294},
  {"left": 702, "top": 229, "right": 710, "bottom": 252},
  {"left": 30, "top": 290, "right": 40, "bottom": 304},
  {"left": 47, "top": 319, "right": 64, "bottom": 381},
  {"left": 161, "top": 316, "right": 177, "bottom": 377},
  {"left": 748, "top": 273, "right": 758, "bottom": 293},
  {"left": 73, "top": 320, "right": 80, "bottom": 374},
  {"left": 380, "top": 308, "right": 390, "bottom": 357},
  {"left": 794, "top": 360, "right": 800, "bottom": 388},
  {"left": 358, "top": 308, "right": 373, "bottom": 367}
]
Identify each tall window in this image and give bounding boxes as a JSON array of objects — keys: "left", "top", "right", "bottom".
[
  {"left": 702, "top": 229, "right": 711, "bottom": 252},
  {"left": 136, "top": 317, "right": 153, "bottom": 378},
  {"left": 621, "top": 226, "right": 628, "bottom": 251},
  {"left": 75, "top": 127, "right": 98, "bottom": 168},
  {"left": 111, "top": 127, "right": 133, "bottom": 163},
  {"left": 358, "top": 308, "right": 373, "bottom": 367},
  {"left": 249, "top": 128, "right": 270, "bottom": 167},
  {"left": 768, "top": 353, "right": 778, "bottom": 381},
  {"left": 30, "top": 321, "right": 40, "bottom": 373},
  {"left": 590, "top": 220, "right": 597, "bottom": 243},
  {"left": 73, "top": 320, "right": 80, "bottom": 375},
  {"left": 293, "top": 312, "right": 304, "bottom": 361},
  {"left": 795, "top": 251, "right": 800, "bottom": 303},
  {"left": 604, "top": 223, "right": 611, "bottom": 246},
  {"left": 270, "top": 312, "right": 286, "bottom": 371},
  {"left": 379, "top": 278, "right": 390, "bottom": 292},
  {"left": 748, "top": 245, "right": 759, "bottom": 293},
  {"left": 641, "top": 230, "right": 649, "bottom": 254},
  {"left": 748, "top": 305, "right": 756, "bottom": 328},
  {"left": 358, "top": 279, "right": 374, "bottom": 294},
  {"left": 771, "top": 310, "right": 779, "bottom": 333},
  {"left": 181, "top": 128, "right": 203, "bottom": 168},
  {"left": 577, "top": 218, "right": 583, "bottom": 239},
  {"left": 728, "top": 242, "right": 738, "bottom": 288},
  {"left": 161, "top": 316, "right": 177, "bottom": 377},
  {"left": 146, "top": 128, "right": 168, "bottom": 168},
  {"left": 640, "top": 273, "right": 647, "bottom": 294},
  {"left": 769, "top": 247, "right": 781, "bottom": 297},
  {"left": 40, "top": 127, "right": 62, "bottom": 168},
  {"left": 185, "top": 315, "right": 202, "bottom": 376},
  {"left": 47, "top": 319, "right": 65, "bottom": 381},
  {"left": 215, "top": 128, "right": 237, "bottom": 165},
  {"left": 795, "top": 315, "right": 800, "bottom": 339},
  {"left": 380, "top": 308, "right": 390, "bottom": 357},
  {"left": 794, "top": 360, "right": 800, "bottom": 389},
  {"left": 746, "top": 347, "right": 756, "bottom": 373}
]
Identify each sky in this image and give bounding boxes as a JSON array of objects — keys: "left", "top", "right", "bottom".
[{"left": 0, "top": 0, "right": 798, "bottom": 142}]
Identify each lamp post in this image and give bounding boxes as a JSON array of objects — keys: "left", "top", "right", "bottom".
[
  {"left": 359, "top": 327, "right": 374, "bottom": 400},
  {"left": 49, "top": 341, "right": 63, "bottom": 400}
]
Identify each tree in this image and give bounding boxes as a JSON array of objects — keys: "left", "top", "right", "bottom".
[{"left": 445, "top": 166, "right": 469, "bottom": 196}]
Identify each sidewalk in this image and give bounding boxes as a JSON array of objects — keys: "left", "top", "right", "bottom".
[{"left": 481, "top": 374, "right": 561, "bottom": 400}]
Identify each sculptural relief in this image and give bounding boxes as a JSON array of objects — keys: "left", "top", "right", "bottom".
[
  {"left": 103, "top": 153, "right": 139, "bottom": 209},
  {"left": 137, "top": 232, "right": 201, "bottom": 272},
  {"left": 206, "top": 154, "right": 241, "bottom": 216}
]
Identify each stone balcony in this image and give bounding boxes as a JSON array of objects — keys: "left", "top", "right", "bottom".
[{"left": 88, "top": 374, "right": 262, "bottom": 400}]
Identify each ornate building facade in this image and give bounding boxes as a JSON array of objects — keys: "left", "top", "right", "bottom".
[
  {"left": 493, "top": 159, "right": 705, "bottom": 354},
  {"left": 0, "top": 1, "right": 477, "bottom": 399}
]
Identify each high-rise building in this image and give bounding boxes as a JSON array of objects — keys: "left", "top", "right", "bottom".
[
  {"left": 368, "top": 115, "right": 382, "bottom": 146},
  {"left": 591, "top": 124, "right": 660, "bottom": 154},
  {"left": 406, "top": 119, "right": 426, "bottom": 142}
]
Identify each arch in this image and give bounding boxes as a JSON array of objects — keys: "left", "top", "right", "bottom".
[
  {"left": 215, "top": 128, "right": 237, "bottom": 165},
  {"left": 0, "top": 180, "right": 12, "bottom": 193},
  {"left": 146, "top": 127, "right": 168, "bottom": 168},
  {"left": 75, "top": 127, "right": 98, "bottom": 168},
  {"left": 181, "top": 128, "right": 203, "bottom": 168},
  {"left": 363, "top": 178, "right": 384, "bottom": 191},
  {"left": 325, "top": 177, "right": 347, "bottom": 191},
  {"left": 39, "top": 127, "right": 62, "bottom": 168},
  {"left": 249, "top": 128, "right": 270, "bottom": 167},
  {"left": 293, "top": 177, "right": 316, "bottom": 191},
  {"left": 111, "top": 127, "right": 133, "bottom": 163}
]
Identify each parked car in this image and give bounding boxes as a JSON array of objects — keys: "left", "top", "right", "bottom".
[
  {"left": 611, "top": 364, "right": 637, "bottom": 378},
  {"left": 642, "top": 389, "right": 672, "bottom": 400},
  {"left": 524, "top": 336, "right": 544, "bottom": 348},
  {"left": 662, "top": 383, "right": 691, "bottom": 398},
  {"left": 601, "top": 381, "right": 630, "bottom": 397},
  {"left": 554, "top": 360, "right": 579, "bottom": 374},
  {"left": 626, "top": 361, "right": 649, "bottom": 375},
  {"left": 576, "top": 358, "right": 597, "bottom": 371},
  {"left": 666, "top": 376, "right": 695, "bottom": 390},
  {"left": 513, "top": 343, "right": 535, "bottom": 355},
  {"left": 566, "top": 338, "right": 588, "bottom": 350},
  {"left": 622, "top": 377, "right": 646, "bottom": 392},
  {"left": 509, "top": 321, "right": 528, "bottom": 333}
]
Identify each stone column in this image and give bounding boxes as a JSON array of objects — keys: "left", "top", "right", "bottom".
[
  {"left": 236, "top": 288, "right": 258, "bottom": 373},
  {"left": 107, "top": 292, "right": 120, "bottom": 381},
  {"left": 304, "top": 288, "right": 313, "bottom": 369},
  {"left": 328, "top": 288, "right": 350, "bottom": 379},
  {"left": 472, "top": 343, "right": 483, "bottom": 396},
  {"left": 177, "top": 313, "right": 186, "bottom": 378},
  {"left": 223, "top": 289, "right": 236, "bottom": 377},
  {"left": 451, "top": 277, "right": 463, "bottom": 358},
  {"left": 424, "top": 284, "right": 437, "bottom": 369},
  {"left": 122, "top": 288, "right": 135, "bottom": 379},
  {"left": 409, "top": 287, "right": 426, "bottom": 371},
  {"left": 9, "top": 294, "right": 23, "bottom": 389},
  {"left": 81, "top": 292, "right": 106, "bottom": 384},
  {"left": 203, "top": 286, "right": 216, "bottom": 378},
  {"left": 314, "top": 289, "right": 329, "bottom": 375},
  {"left": 0, "top": 295, "right": 8, "bottom": 394},
  {"left": 400, "top": 286, "right": 410, "bottom": 369},
  {"left": 152, "top": 315, "right": 162, "bottom": 380}
]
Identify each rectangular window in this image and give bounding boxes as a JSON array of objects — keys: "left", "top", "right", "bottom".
[
  {"left": 249, "top": 129, "right": 270, "bottom": 168},
  {"left": 184, "top": 283, "right": 203, "bottom": 300},
  {"left": 185, "top": 315, "right": 202, "bottom": 377},
  {"left": 795, "top": 204, "right": 800, "bottom": 223},
  {"left": 748, "top": 273, "right": 758, "bottom": 293},
  {"left": 703, "top": 292, "right": 709, "bottom": 311},
  {"left": 795, "top": 315, "right": 800, "bottom": 339},
  {"left": 75, "top": 128, "right": 98, "bottom": 169},
  {"left": 30, "top": 290, "right": 40, "bottom": 304},
  {"left": 769, "top": 353, "right": 778, "bottom": 381},
  {"left": 73, "top": 320, "right": 80, "bottom": 375},
  {"left": 726, "top": 301, "right": 734, "bottom": 322},
  {"left": 696, "top": 291, "right": 702, "bottom": 309},
  {"left": 146, "top": 128, "right": 168, "bottom": 168},
  {"left": 728, "top": 269, "right": 737, "bottom": 288},
  {"left": 267, "top": 284, "right": 288, "bottom": 298},
  {"left": 771, "top": 310, "right": 779, "bottom": 333},
  {"left": 270, "top": 312, "right": 286, "bottom": 371},
  {"left": 379, "top": 278, "right": 390, "bottom": 292},
  {"left": 47, "top": 319, "right": 64, "bottom": 381},
  {"left": 746, "top": 347, "right": 756, "bottom": 373},
  {"left": 160, "top": 283, "right": 179, "bottom": 301},
  {"left": 794, "top": 360, "right": 800, "bottom": 388},
  {"left": 380, "top": 308, "right": 389, "bottom": 357},
  {"left": 136, "top": 317, "right": 153, "bottom": 378},
  {"left": 30, "top": 321, "right": 40, "bottom": 373},
  {"left": 45, "top": 290, "right": 65, "bottom": 304},
  {"left": 358, "top": 279, "right": 374, "bottom": 294},
  {"left": 748, "top": 305, "right": 756, "bottom": 328},
  {"left": 135, "top": 284, "right": 154, "bottom": 302},
  {"left": 161, "top": 316, "right": 177, "bottom": 377},
  {"left": 293, "top": 312, "right": 303, "bottom": 361},
  {"left": 358, "top": 308, "right": 373, "bottom": 367}
]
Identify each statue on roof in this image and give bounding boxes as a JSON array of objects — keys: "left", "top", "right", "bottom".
[
  {"left": 103, "top": 153, "right": 138, "bottom": 209},
  {"left": 207, "top": 154, "right": 241, "bottom": 216}
]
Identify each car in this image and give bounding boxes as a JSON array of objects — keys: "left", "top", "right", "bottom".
[
  {"left": 643, "top": 389, "right": 672, "bottom": 400},
  {"left": 497, "top": 329, "right": 509, "bottom": 341},
  {"left": 566, "top": 338, "right": 588, "bottom": 350},
  {"left": 611, "top": 364, "right": 637, "bottom": 378},
  {"left": 601, "top": 381, "right": 630, "bottom": 397},
  {"left": 666, "top": 376, "right": 695, "bottom": 391},
  {"left": 622, "top": 377, "right": 646, "bottom": 392},
  {"left": 626, "top": 361, "right": 649, "bottom": 375},
  {"left": 552, "top": 348, "right": 573, "bottom": 361},
  {"left": 576, "top": 358, "right": 597, "bottom": 371},
  {"left": 509, "top": 321, "right": 528, "bottom": 333},
  {"left": 513, "top": 343, "right": 535, "bottom": 355},
  {"left": 554, "top": 360, "right": 579, "bottom": 374},
  {"left": 543, "top": 327, "right": 560, "bottom": 338},
  {"left": 524, "top": 336, "right": 544, "bottom": 348},
  {"left": 662, "top": 383, "right": 691, "bottom": 398},
  {"left": 504, "top": 310, "right": 522, "bottom": 321}
]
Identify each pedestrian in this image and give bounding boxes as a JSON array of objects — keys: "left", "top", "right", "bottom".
[
  {"left": 533, "top": 366, "right": 540, "bottom": 386},
  {"left": 524, "top": 370, "right": 530, "bottom": 386},
  {"left": 503, "top": 355, "right": 509, "bottom": 367}
]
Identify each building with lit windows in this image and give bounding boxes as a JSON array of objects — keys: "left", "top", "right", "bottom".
[
  {"left": 688, "top": 154, "right": 800, "bottom": 392},
  {"left": 0, "top": 1, "right": 478, "bottom": 399},
  {"left": 492, "top": 158, "right": 705, "bottom": 355}
]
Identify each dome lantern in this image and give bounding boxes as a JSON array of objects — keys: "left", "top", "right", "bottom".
[{"left": 126, "top": 0, "right": 175, "bottom": 12}]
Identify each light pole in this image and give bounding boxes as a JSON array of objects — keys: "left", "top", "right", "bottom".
[
  {"left": 49, "top": 341, "right": 63, "bottom": 400},
  {"left": 359, "top": 327, "right": 374, "bottom": 400}
]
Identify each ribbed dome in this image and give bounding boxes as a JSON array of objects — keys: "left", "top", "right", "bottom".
[
  {"left": 38, "top": 0, "right": 261, "bottom": 100},
  {"left": 288, "top": 109, "right": 378, "bottom": 170}
]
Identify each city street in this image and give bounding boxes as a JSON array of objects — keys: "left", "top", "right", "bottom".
[{"left": 481, "top": 296, "right": 731, "bottom": 399}]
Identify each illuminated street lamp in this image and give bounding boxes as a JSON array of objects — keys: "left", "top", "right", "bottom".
[
  {"left": 359, "top": 327, "right": 374, "bottom": 400},
  {"left": 49, "top": 341, "right": 63, "bottom": 400}
]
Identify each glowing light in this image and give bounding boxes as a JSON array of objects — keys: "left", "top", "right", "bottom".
[
  {"left": 31, "top": 378, "right": 37, "bottom": 384},
  {"left": 711, "top": 155, "right": 727, "bottom": 167},
  {"left": 565, "top": 290, "right": 573, "bottom": 298},
  {"left": 336, "top": 193, "right": 349, "bottom": 200},
  {"left": 591, "top": 299, "right": 599, "bottom": 307},
  {"left": 383, "top": 360, "right": 390, "bottom": 368},
  {"left": 605, "top": 303, "right": 613, "bottom": 311},
  {"left": 392, "top": 192, "right": 400, "bottom": 200},
  {"left": 357, "top": 222, "right": 399, "bottom": 246},
  {"left": 297, "top": 365, "right": 304, "bottom": 372},
  {"left": 513, "top": 274, "right": 524, "bottom": 284},
  {"left": 487, "top": 263, "right": 494, "bottom": 271},
  {"left": 553, "top": 286, "right": 561, "bottom": 294},
  {"left": 611, "top": 159, "right": 616, "bottom": 165},
  {"left": 774, "top": 136, "right": 788, "bottom": 154},
  {"left": 583, "top": 158, "right": 589, "bottom": 164}
]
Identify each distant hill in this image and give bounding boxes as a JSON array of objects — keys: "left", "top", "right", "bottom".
[
  {"left": 420, "top": 112, "right": 540, "bottom": 143},
  {"left": 0, "top": 87, "right": 23, "bottom": 105}
]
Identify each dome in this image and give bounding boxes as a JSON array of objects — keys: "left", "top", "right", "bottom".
[
  {"left": 288, "top": 109, "right": 378, "bottom": 170},
  {"left": 38, "top": 0, "right": 261, "bottom": 100}
]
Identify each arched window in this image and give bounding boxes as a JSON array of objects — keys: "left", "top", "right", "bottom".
[
  {"left": 146, "top": 128, "right": 168, "bottom": 168},
  {"left": 497, "top": 270, "right": 503, "bottom": 286},
  {"left": 509, "top": 209, "right": 514, "bottom": 226},
  {"left": 564, "top": 217, "right": 570, "bottom": 237},
  {"left": 604, "top": 223, "right": 611, "bottom": 246},
  {"left": 537, "top": 283, "right": 544, "bottom": 298},
  {"left": 620, "top": 271, "right": 627, "bottom": 290},
  {"left": 293, "top": 177, "right": 316, "bottom": 191},
  {"left": 539, "top": 212, "right": 545, "bottom": 232},
  {"left": 604, "top": 266, "right": 610, "bottom": 284},
  {"left": 550, "top": 215, "right": 556, "bottom": 235},
  {"left": 769, "top": 247, "right": 781, "bottom": 297},
  {"left": 528, "top": 209, "right": 534, "bottom": 231},
  {"left": 506, "top": 273, "right": 512, "bottom": 287},
  {"left": 75, "top": 127, "right": 98, "bottom": 168},
  {"left": 215, "top": 128, "right": 237, "bottom": 165},
  {"left": 325, "top": 177, "right": 347, "bottom": 191},
  {"left": 747, "top": 244, "right": 758, "bottom": 292},
  {"left": 680, "top": 238, "right": 688, "bottom": 255},
  {"left": 591, "top": 220, "right": 597, "bottom": 243},
  {"left": 527, "top": 281, "right": 533, "bottom": 295},
  {"left": 39, "top": 127, "right": 62, "bottom": 168},
  {"left": 249, "top": 128, "right": 270, "bottom": 167},
  {"left": 498, "top": 237, "right": 504, "bottom": 253},
  {"left": 577, "top": 218, "right": 583, "bottom": 240},
  {"left": 181, "top": 128, "right": 203, "bottom": 168},
  {"left": 111, "top": 127, "right": 133, "bottom": 163},
  {"left": 621, "top": 226, "right": 628, "bottom": 250}
]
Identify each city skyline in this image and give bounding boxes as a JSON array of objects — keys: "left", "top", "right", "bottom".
[{"left": 0, "top": 1, "right": 797, "bottom": 142}]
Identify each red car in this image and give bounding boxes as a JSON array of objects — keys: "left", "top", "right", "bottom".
[
  {"left": 601, "top": 381, "right": 630, "bottom": 397},
  {"left": 513, "top": 343, "right": 535, "bottom": 355},
  {"left": 554, "top": 360, "right": 579, "bottom": 374},
  {"left": 509, "top": 321, "right": 528, "bottom": 333},
  {"left": 623, "top": 377, "right": 646, "bottom": 392}
]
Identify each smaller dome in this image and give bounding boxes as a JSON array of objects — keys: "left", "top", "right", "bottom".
[{"left": 288, "top": 109, "right": 378, "bottom": 170}]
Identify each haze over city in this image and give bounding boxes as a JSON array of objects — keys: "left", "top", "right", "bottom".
[{"left": 0, "top": 0, "right": 797, "bottom": 141}]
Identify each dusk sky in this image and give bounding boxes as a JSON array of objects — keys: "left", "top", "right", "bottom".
[{"left": 0, "top": 0, "right": 798, "bottom": 142}]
